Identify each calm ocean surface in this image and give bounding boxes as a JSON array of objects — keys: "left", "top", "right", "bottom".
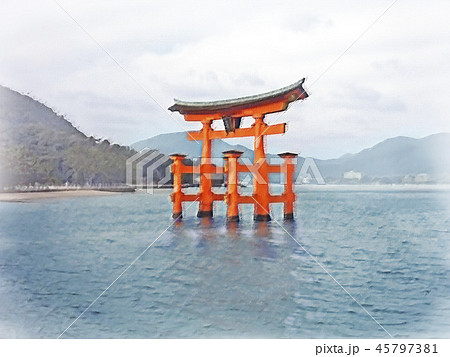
[{"left": 1, "top": 187, "right": 449, "bottom": 338}]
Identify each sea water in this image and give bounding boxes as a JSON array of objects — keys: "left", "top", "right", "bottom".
[{"left": 0, "top": 187, "right": 449, "bottom": 338}]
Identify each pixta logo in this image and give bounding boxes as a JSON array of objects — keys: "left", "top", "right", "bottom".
[
  {"left": 236, "top": 156, "right": 325, "bottom": 186},
  {"left": 296, "top": 157, "right": 325, "bottom": 184},
  {"left": 126, "top": 150, "right": 325, "bottom": 194},
  {"left": 126, "top": 148, "right": 172, "bottom": 194}
]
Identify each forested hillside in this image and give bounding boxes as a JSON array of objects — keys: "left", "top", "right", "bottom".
[{"left": 0, "top": 86, "right": 136, "bottom": 189}]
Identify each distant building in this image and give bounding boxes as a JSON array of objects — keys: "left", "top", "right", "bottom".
[
  {"left": 402, "top": 175, "right": 414, "bottom": 184},
  {"left": 301, "top": 176, "right": 312, "bottom": 184},
  {"left": 343, "top": 170, "right": 362, "bottom": 180},
  {"left": 414, "top": 173, "right": 430, "bottom": 183}
]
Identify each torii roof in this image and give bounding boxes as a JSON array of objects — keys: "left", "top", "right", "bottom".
[{"left": 168, "top": 78, "right": 308, "bottom": 119}]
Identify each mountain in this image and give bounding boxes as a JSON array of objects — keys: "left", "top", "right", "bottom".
[
  {"left": 0, "top": 86, "right": 136, "bottom": 189},
  {"left": 316, "top": 133, "right": 450, "bottom": 182},
  {"left": 2, "top": 84, "right": 447, "bottom": 189},
  {"left": 132, "top": 132, "right": 255, "bottom": 159},
  {"left": 133, "top": 131, "right": 450, "bottom": 184}
]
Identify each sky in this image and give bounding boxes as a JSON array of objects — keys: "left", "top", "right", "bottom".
[{"left": 1, "top": 0, "right": 449, "bottom": 159}]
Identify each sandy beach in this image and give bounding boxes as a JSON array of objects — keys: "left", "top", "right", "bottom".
[{"left": 0, "top": 189, "right": 127, "bottom": 202}]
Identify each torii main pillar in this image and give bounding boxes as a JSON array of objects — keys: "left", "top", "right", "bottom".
[{"left": 252, "top": 115, "right": 271, "bottom": 221}]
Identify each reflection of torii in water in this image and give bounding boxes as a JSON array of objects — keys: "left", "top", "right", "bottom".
[{"left": 168, "top": 79, "right": 308, "bottom": 222}]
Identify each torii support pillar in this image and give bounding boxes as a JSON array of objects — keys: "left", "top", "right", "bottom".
[
  {"left": 278, "top": 152, "right": 298, "bottom": 220},
  {"left": 223, "top": 150, "right": 244, "bottom": 222},
  {"left": 170, "top": 154, "right": 186, "bottom": 219}
]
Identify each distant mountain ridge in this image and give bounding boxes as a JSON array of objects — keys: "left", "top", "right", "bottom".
[
  {"left": 2, "top": 84, "right": 448, "bottom": 189},
  {"left": 132, "top": 132, "right": 255, "bottom": 159},
  {"left": 132, "top": 132, "right": 450, "bottom": 183},
  {"left": 316, "top": 133, "right": 450, "bottom": 182}
]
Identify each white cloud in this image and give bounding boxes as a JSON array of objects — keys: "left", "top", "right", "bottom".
[{"left": 1, "top": 0, "right": 449, "bottom": 158}]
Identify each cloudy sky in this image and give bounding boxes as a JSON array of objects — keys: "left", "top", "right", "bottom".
[{"left": 1, "top": 0, "right": 449, "bottom": 158}]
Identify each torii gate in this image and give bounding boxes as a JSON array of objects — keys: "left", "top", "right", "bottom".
[{"left": 168, "top": 78, "right": 308, "bottom": 221}]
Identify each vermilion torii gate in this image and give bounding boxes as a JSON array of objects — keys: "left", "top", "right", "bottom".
[{"left": 168, "top": 78, "right": 308, "bottom": 221}]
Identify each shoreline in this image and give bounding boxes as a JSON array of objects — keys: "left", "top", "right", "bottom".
[
  {"left": 0, "top": 189, "right": 132, "bottom": 202},
  {"left": 2, "top": 183, "right": 450, "bottom": 203},
  {"left": 294, "top": 183, "right": 450, "bottom": 192}
]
